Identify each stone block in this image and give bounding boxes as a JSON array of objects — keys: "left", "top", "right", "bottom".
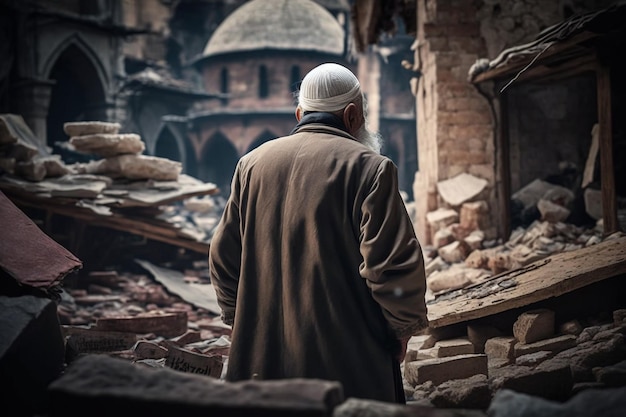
[
  {"left": 438, "top": 240, "right": 471, "bottom": 263},
  {"left": 514, "top": 334, "right": 577, "bottom": 357},
  {"left": 489, "top": 361, "right": 573, "bottom": 401},
  {"left": 513, "top": 309, "right": 555, "bottom": 344},
  {"left": 485, "top": 336, "right": 516, "bottom": 361},
  {"left": 459, "top": 200, "right": 488, "bottom": 230},
  {"left": 404, "top": 354, "right": 488, "bottom": 386},
  {"left": 433, "top": 338, "right": 475, "bottom": 357}
]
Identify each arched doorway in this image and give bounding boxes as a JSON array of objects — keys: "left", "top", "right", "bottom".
[
  {"left": 246, "top": 129, "right": 277, "bottom": 153},
  {"left": 46, "top": 44, "right": 106, "bottom": 161},
  {"left": 155, "top": 128, "right": 182, "bottom": 163},
  {"left": 198, "top": 132, "right": 238, "bottom": 197}
]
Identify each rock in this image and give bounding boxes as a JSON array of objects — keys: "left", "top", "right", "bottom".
[
  {"left": 437, "top": 173, "right": 488, "bottom": 207},
  {"left": 69, "top": 133, "right": 145, "bottom": 157},
  {"left": 459, "top": 200, "right": 489, "bottom": 231},
  {"left": 404, "top": 354, "right": 488, "bottom": 386},
  {"left": 484, "top": 337, "right": 516, "bottom": 362},
  {"left": 513, "top": 309, "right": 555, "bottom": 344},
  {"left": 426, "top": 208, "right": 459, "bottom": 233},
  {"left": 559, "top": 319, "right": 584, "bottom": 336},
  {"left": 438, "top": 240, "right": 471, "bottom": 263},
  {"left": 593, "top": 360, "right": 626, "bottom": 387},
  {"left": 515, "top": 350, "right": 553, "bottom": 366},
  {"left": 433, "top": 338, "right": 475, "bottom": 358},
  {"left": 513, "top": 334, "right": 577, "bottom": 357},
  {"left": 63, "top": 121, "right": 121, "bottom": 137},
  {"left": 433, "top": 228, "right": 455, "bottom": 248},
  {"left": 78, "top": 154, "right": 182, "bottom": 181},
  {"left": 487, "top": 386, "right": 626, "bottom": 417},
  {"left": 489, "top": 361, "right": 573, "bottom": 401},
  {"left": 428, "top": 374, "right": 491, "bottom": 409},
  {"left": 48, "top": 354, "right": 344, "bottom": 417}
]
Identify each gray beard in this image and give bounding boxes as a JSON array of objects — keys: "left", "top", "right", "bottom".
[{"left": 355, "top": 125, "right": 383, "bottom": 154}]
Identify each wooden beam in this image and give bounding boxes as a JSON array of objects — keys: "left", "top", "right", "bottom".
[
  {"left": 596, "top": 63, "right": 619, "bottom": 235},
  {"left": 426, "top": 236, "right": 626, "bottom": 328}
]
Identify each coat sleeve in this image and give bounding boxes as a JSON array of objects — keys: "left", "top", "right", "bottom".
[
  {"left": 208, "top": 162, "right": 243, "bottom": 326},
  {"left": 358, "top": 158, "right": 429, "bottom": 339}
]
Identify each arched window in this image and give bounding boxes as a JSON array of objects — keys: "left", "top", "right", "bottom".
[{"left": 259, "top": 65, "right": 269, "bottom": 98}]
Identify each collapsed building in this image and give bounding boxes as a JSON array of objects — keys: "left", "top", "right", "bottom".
[{"left": 1, "top": 0, "right": 626, "bottom": 416}]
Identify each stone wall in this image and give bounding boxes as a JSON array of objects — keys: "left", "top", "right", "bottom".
[{"left": 411, "top": 0, "right": 615, "bottom": 244}]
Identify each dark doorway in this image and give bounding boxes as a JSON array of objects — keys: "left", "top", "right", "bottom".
[{"left": 198, "top": 132, "right": 238, "bottom": 197}]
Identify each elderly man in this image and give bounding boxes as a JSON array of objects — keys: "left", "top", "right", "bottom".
[{"left": 208, "top": 63, "right": 428, "bottom": 403}]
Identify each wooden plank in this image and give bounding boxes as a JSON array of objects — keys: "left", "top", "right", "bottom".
[
  {"left": 427, "top": 236, "right": 626, "bottom": 328},
  {"left": 596, "top": 63, "right": 619, "bottom": 234}
]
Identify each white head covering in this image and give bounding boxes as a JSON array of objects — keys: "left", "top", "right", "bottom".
[{"left": 298, "top": 63, "right": 362, "bottom": 112}]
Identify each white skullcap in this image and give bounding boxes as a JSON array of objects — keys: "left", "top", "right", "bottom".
[{"left": 298, "top": 63, "right": 362, "bottom": 112}]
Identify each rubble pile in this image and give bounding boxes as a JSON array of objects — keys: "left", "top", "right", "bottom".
[
  {"left": 66, "top": 121, "right": 182, "bottom": 181},
  {"left": 401, "top": 307, "right": 626, "bottom": 410},
  {"left": 421, "top": 172, "right": 619, "bottom": 299}
]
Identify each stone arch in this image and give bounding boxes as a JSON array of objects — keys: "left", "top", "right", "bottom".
[
  {"left": 199, "top": 132, "right": 238, "bottom": 197},
  {"left": 45, "top": 37, "right": 108, "bottom": 151},
  {"left": 153, "top": 123, "right": 198, "bottom": 177},
  {"left": 246, "top": 129, "right": 277, "bottom": 153}
]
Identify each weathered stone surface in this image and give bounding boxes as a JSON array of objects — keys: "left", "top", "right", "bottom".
[
  {"left": 513, "top": 309, "right": 555, "bottom": 344},
  {"left": 0, "top": 295, "right": 65, "bottom": 416},
  {"left": 405, "top": 354, "right": 488, "bottom": 386},
  {"left": 577, "top": 324, "right": 612, "bottom": 343},
  {"left": 433, "top": 338, "right": 475, "bottom": 358},
  {"left": 489, "top": 361, "right": 573, "bottom": 401},
  {"left": 70, "top": 133, "right": 145, "bottom": 157},
  {"left": 64, "top": 121, "right": 121, "bottom": 137},
  {"left": 515, "top": 350, "right": 553, "bottom": 366},
  {"left": 437, "top": 173, "right": 488, "bottom": 207},
  {"left": 426, "top": 208, "right": 459, "bottom": 232},
  {"left": 438, "top": 240, "right": 471, "bottom": 263},
  {"left": 593, "top": 360, "right": 626, "bottom": 387},
  {"left": 78, "top": 153, "right": 182, "bottom": 181},
  {"left": 487, "top": 386, "right": 626, "bottom": 417},
  {"left": 48, "top": 354, "right": 344, "bottom": 417},
  {"left": 514, "top": 334, "right": 577, "bottom": 357},
  {"left": 484, "top": 337, "right": 516, "bottom": 361},
  {"left": 427, "top": 265, "right": 473, "bottom": 293},
  {"left": 334, "top": 397, "right": 487, "bottom": 416},
  {"left": 428, "top": 374, "right": 491, "bottom": 409},
  {"left": 551, "top": 333, "right": 625, "bottom": 371},
  {"left": 459, "top": 200, "right": 488, "bottom": 231}
]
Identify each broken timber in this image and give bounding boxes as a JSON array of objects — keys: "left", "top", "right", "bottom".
[{"left": 427, "top": 236, "right": 626, "bottom": 328}]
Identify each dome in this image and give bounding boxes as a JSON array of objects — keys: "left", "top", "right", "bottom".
[{"left": 202, "top": 0, "right": 345, "bottom": 59}]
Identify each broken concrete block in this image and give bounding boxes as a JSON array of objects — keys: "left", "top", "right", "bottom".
[
  {"left": 78, "top": 153, "right": 182, "bottom": 181},
  {"left": 484, "top": 336, "right": 516, "bottom": 362},
  {"left": 47, "top": 354, "right": 343, "bottom": 417},
  {"left": 438, "top": 240, "right": 470, "bottom": 263},
  {"left": 489, "top": 361, "right": 573, "bottom": 401},
  {"left": 514, "top": 334, "right": 577, "bottom": 357},
  {"left": 513, "top": 309, "right": 555, "bottom": 344},
  {"left": 437, "top": 173, "right": 488, "bottom": 207},
  {"left": 433, "top": 338, "right": 475, "bottom": 357},
  {"left": 427, "top": 264, "right": 473, "bottom": 293},
  {"left": 459, "top": 200, "right": 489, "bottom": 231},
  {"left": 0, "top": 295, "right": 65, "bottom": 416},
  {"left": 428, "top": 374, "right": 491, "bottom": 409},
  {"left": 426, "top": 208, "right": 459, "bottom": 232},
  {"left": 404, "top": 354, "right": 488, "bottom": 386},
  {"left": 63, "top": 121, "right": 121, "bottom": 137},
  {"left": 537, "top": 198, "right": 570, "bottom": 223},
  {"left": 433, "top": 228, "right": 455, "bottom": 249},
  {"left": 69, "top": 133, "right": 145, "bottom": 157},
  {"left": 464, "top": 230, "right": 485, "bottom": 251}
]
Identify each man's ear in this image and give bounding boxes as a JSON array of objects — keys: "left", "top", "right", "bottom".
[
  {"left": 342, "top": 103, "right": 361, "bottom": 134},
  {"left": 295, "top": 106, "right": 303, "bottom": 122}
]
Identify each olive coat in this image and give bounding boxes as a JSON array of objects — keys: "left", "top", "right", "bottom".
[{"left": 208, "top": 123, "right": 428, "bottom": 402}]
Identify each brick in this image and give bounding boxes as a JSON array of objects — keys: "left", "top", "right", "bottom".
[
  {"left": 459, "top": 200, "right": 488, "bottom": 231},
  {"left": 65, "top": 328, "right": 137, "bottom": 355},
  {"left": 95, "top": 311, "right": 188, "bottom": 338},
  {"left": 165, "top": 344, "right": 223, "bottom": 378},
  {"left": 484, "top": 337, "right": 516, "bottom": 361},
  {"left": 48, "top": 354, "right": 343, "bottom": 417},
  {"left": 433, "top": 338, "right": 475, "bottom": 357},
  {"left": 513, "top": 309, "right": 555, "bottom": 344},
  {"left": 514, "top": 334, "right": 577, "bottom": 357},
  {"left": 404, "top": 354, "right": 487, "bottom": 386}
]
